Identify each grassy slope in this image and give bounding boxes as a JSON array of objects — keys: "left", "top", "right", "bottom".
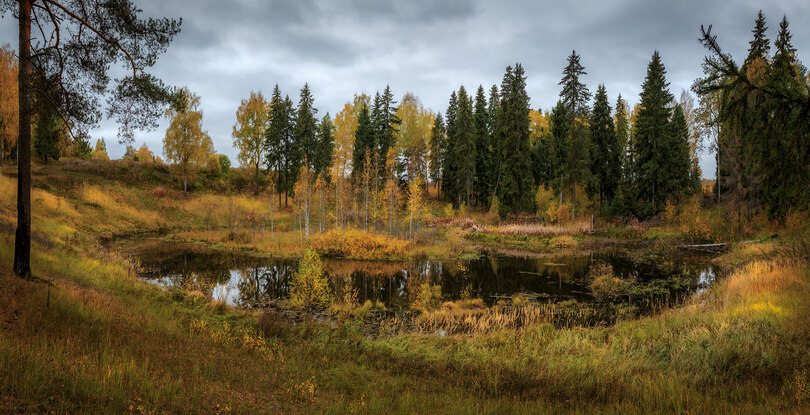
[{"left": 1, "top": 160, "right": 808, "bottom": 413}]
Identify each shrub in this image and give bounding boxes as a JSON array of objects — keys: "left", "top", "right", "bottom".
[
  {"left": 443, "top": 203, "right": 454, "bottom": 218},
  {"left": 549, "top": 235, "right": 578, "bottom": 249},
  {"left": 290, "top": 248, "right": 333, "bottom": 311},
  {"left": 223, "top": 230, "right": 251, "bottom": 244},
  {"left": 663, "top": 199, "right": 679, "bottom": 224},
  {"left": 458, "top": 202, "right": 467, "bottom": 217},
  {"left": 678, "top": 195, "right": 715, "bottom": 243},
  {"left": 588, "top": 262, "right": 628, "bottom": 301},
  {"left": 547, "top": 203, "right": 572, "bottom": 224},
  {"left": 310, "top": 227, "right": 410, "bottom": 259},
  {"left": 258, "top": 309, "right": 291, "bottom": 338},
  {"left": 535, "top": 185, "right": 555, "bottom": 220},
  {"left": 489, "top": 196, "right": 500, "bottom": 216},
  {"left": 416, "top": 283, "right": 442, "bottom": 312}
]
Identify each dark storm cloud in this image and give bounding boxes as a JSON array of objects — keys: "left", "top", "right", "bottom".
[{"left": 0, "top": 0, "right": 807, "bottom": 178}]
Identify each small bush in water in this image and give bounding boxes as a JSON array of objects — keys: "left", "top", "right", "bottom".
[
  {"left": 589, "top": 262, "right": 628, "bottom": 301},
  {"left": 290, "top": 248, "right": 333, "bottom": 311},
  {"left": 417, "top": 283, "right": 442, "bottom": 312}
]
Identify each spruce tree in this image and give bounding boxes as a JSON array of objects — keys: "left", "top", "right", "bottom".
[
  {"left": 589, "top": 84, "right": 620, "bottom": 205},
  {"left": 33, "top": 109, "right": 60, "bottom": 163},
  {"left": 614, "top": 95, "right": 630, "bottom": 174},
  {"left": 352, "top": 103, "right": 374, "bottom": 181},
  {"left": 550, "top": 100, "right": 570, "bottom": 205},
  {"left": 473, "top": 85, "right": 491, "bottom": 207},
  {"left": 745, "top": 10, "right": 770, "bottom": 67},
  {"left": 429, "top": 113, "right": 446, "bottom": 196},
  {"left": 496, "top": 64, "right": 534, "bottom": 219},
  {"left": 633, "top": 51, "right": 674, "bottom": 216},
  {"left": 668, "top": 104, "right": 693, "bottom": 196},
  {"left": 374, "top": 85, "right": 400, "bottom": 179},
  {"left": 454, "top": 86, "right": 476, "bottom": 208},
  {"left": 487, "top": 84, "right": 502, "bottom": 200},
  {"left": 314, "top": 113, "right": 334, "bottom": 181},
  {"left": 265, "top": 85, "right": 298, "bottom": 206},
  {"left": 442, "top": 91, "right": 459, "bottom": 203},
  {"left": 760, "top": 16, "right": 805, "bottom": 219},
  {"left": 282, "top": 95, "right": 300, "bottom": 206},
  {"left": 559, "top": 50, "right": 591, "bottom": 116},
  {"left": 295, "top": 83, "right": 318, "bottom": 168},
  {"left": 558, "top": 50, "right": 592, "bottom": 217}
]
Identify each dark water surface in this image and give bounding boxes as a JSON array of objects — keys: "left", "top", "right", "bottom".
[{"left": 122, "top": 239, "right": 719, "bottom": 311}]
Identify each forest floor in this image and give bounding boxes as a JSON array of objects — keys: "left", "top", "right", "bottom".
[{"left": 1, "top": 159, "right": 809, "bottom": 413}]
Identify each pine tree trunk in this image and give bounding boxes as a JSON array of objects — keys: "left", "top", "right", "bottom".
[{"left": 13, "top": 0, "right": 32, "bottom": 279}]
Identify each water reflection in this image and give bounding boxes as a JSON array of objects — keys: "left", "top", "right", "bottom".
[{"left": 130, "top": 241, "right": 717, "bottom": 310}]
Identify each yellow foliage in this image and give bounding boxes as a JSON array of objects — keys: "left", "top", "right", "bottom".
[
  {"left": 136, "top": 144, "right": 154, "bottom": 163},
  {"left": 535, "top": 185, "right": 555, "bottom": 220},
  {"left": 310, "top": 227, "right": 411, "bottom": 259},
  {"left": 549, "top": 235, "right": 578, "bottom": 250},
  {"left": 92, "top": 150, "right": 110, "bottom": 160},
  {"left": 663, "top": 199, "right": 679, "bottom": 224},
  {"left": 416, "top": 283, "right": 442, "bottom": 312},
  {"left": 290, "top": 248, "right": 333, "bottom": 311},
  {"left": 678, "top": 195, "right": 714, "bottom": 242},
  {"left": 547, "top": 203, "right": 572, "bottom": 224}
]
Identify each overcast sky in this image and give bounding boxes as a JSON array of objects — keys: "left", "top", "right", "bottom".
[{"left": 1, "top": 0, "right": 809, "bottom": 178}]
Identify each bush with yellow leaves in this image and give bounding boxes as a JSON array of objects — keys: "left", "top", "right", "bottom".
[
  {"left": 310, "top": 227, "right": 411, "bottom": 259},
  {"left": 290, "top": 248, "right": 333, "bottom": 312}
]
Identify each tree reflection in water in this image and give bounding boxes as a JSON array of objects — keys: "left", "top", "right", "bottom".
[{"left": 133, "top": 241, "right": 718, "bottom": 311}]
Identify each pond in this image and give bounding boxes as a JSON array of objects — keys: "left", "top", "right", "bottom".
[{"left": 120, "top": 239, "right": 719, "bottom": 315}]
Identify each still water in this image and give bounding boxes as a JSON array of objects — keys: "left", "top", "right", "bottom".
[{"left": 123, "top": 239, "right": 718, "bottom": 311}]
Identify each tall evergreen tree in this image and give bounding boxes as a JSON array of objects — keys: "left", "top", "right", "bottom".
[
  {"left": 558, "top": 50, "right": 592, "bottom": 217},
  {"left": 281, "top": 96, "right": 300, "bottom": 205},
  {"left": 473, "top": 85, "right": 491, "bottom": 207},
  {"left": 496, "top": 64, "right": 534, "bottom": 218},
  {"left": 454, "top": 86, "right": 476, "bottom": 208},
  {"left": 633, "top": 51, "right": 674, "bottom": 216},
  {"left": 487, "top": 84, "right": 502, "bottom": 200},
  {"left": 352, "top": 103, "right": 374, "bottom": 181},
  {"left": 614, "top": 94, "right": 630, "bottom": 174},
  {"left": 265, "top": 85, "right": 298, "bottom": 206},
  {"left": 442, "top": 91, "right": 459, "bottom": 202},
  {"left": 549, "top": 100, "right": 570, "bottom": 205},
  {"left": 374, "top": 85, "right": 400, "bottom": 179},
  {"left": 589, "top": 84, "right": 620, "bottom": 205},
  {"left": 744, "top": 10, "right": 770, "bottom": 67},
  {"left": 668, "top": 104, "right": 694, "bottom": 196},
  {"left": 559, "top": 50, "right": 591, "bottom": 116},
  {"left": 429, "top": 113, "right": 446, "bottom": 196},
  {"left": 313, "top": 113, "right": 334, "bottom": 181},
  {"left": 295, "top": 83, "right": 318, "bottom": 169}
]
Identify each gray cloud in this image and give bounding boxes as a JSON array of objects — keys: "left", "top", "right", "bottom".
[{"left": 0, "top": 0, "right": 808, "bottom": 178}]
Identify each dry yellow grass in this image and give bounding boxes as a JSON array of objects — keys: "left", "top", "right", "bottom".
[
  {"left": 310, "top": 227, "right": 411, "bottom": 259},
  {"left": 487, "top": 219, "right": 592, "bottom": 237},
  {"left": 721, "top": 259, "right": 806, "bottom": 307},
  {"left": 81, "top": 184, "right": 163, "bottom": 228}
]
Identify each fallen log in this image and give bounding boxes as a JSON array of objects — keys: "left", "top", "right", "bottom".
[{"left": 677, "top": 243, "right": 729, "bottom": 253}]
